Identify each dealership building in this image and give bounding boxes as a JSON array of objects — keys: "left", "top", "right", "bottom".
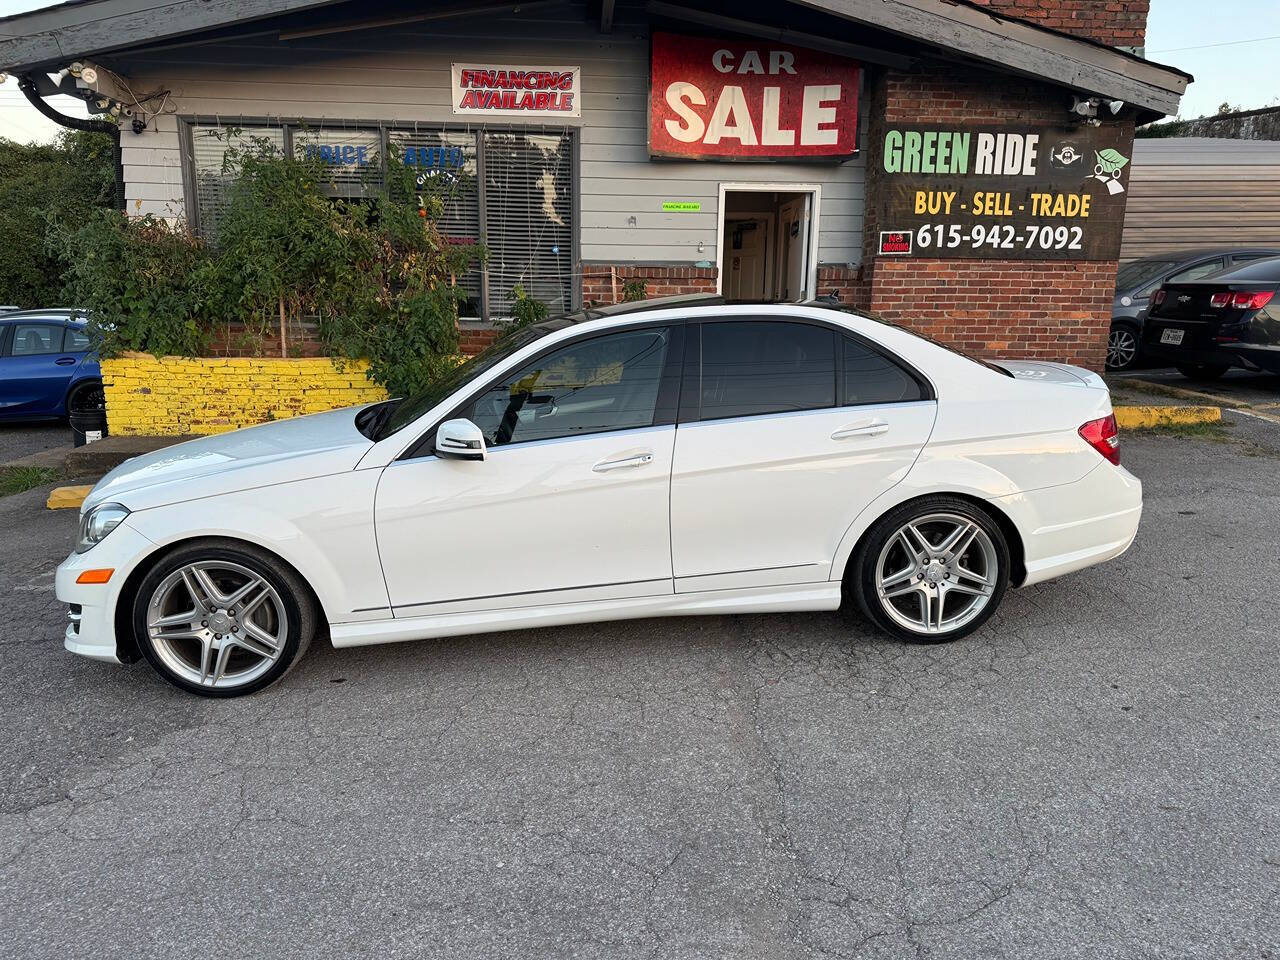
[{"left": 0, "top": 0, "right": 1188, "bottom": 367}]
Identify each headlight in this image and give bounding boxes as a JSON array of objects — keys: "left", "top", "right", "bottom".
[{"left": 76, "top": 502, "right": 130, "bottom": 553}]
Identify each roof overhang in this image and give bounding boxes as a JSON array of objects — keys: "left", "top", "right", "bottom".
[{"left": 0, "top": 0, "right": 1190, "bottom": 119}]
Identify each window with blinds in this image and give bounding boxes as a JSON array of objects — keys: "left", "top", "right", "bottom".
[
  {"left": 390, "top": 130, "right": 482, "bottom": 318},
  {"left": 483, "top": 131, "right": 575, "bottom": 317},
  {"left": 186, "top": 122, "right": 576, "bottom": 320},
  {"left": 190, "top": 125, "right": 285, "bottom": 240}
]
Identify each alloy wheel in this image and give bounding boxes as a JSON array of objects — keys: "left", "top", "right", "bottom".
[
  {"left": 874, "top": 513, "right": 998, "bottom": 636},
  {"left": 145, "top": 560, "right": 287, "bottom": 690},
  {"left": 1106, "top": 327, "right": 1138, "bottom": 370}
]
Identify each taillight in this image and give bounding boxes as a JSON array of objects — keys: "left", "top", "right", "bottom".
[
  {"left": 1232, "top": 291, "right": 1274, "bottom": 310},
  {"left": 1079, "top": 414, "right": 1120, "bottom": 466},
  {"left": 1209, "top": 290, "right": 1274, "bottom": 310},
  {"left": 1153, "top": 290, "right": 1166, "bottom": 306}
]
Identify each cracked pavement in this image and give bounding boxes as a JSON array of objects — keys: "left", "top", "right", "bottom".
[{"left": 1, "top": 417, "right": 1278, "bottom": 959}]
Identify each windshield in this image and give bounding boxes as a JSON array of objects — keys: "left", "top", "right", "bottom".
[
  {"left": 1116, "top": 259, "right": 1178, "bottom": 294},
  {"left": 374, "top": 324, "right": 551, "bottom": 440}
]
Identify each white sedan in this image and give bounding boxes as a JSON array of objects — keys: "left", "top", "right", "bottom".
[{"left": 57, "top": 299, "right": 1141, "bottom": 696}]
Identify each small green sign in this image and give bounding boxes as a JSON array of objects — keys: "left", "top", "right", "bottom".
[{"left": 661, "top": 201, "right": 701, "bottom": 212}]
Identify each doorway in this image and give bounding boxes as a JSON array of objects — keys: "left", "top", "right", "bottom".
[{"left": 718, "top": 186, "right": 819, "bottom": 301}]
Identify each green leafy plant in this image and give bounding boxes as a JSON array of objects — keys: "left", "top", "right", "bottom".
[
  {"left": 502, "top": 283, "right": 550, "bottom": 331},
  {"left": 56, "top": 136, "right": 486, "bottom": 398},
  {"left": 0, "top": 130, "right": 115, "bottom": 308},
  {"left": 621, "top": 278, "right": 647, "bottom": 302},
  {"left": 0, "top": 466, "right": 60, "bottom": 497}
]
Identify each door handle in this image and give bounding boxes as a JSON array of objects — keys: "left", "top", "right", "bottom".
[
  {"left": 592, "top": 452, "right": 653, "bottom": 473},
  {"left": 831, "top": 419, "right": 889, "bottom": 440},
  {"left": 54, "top": 357, "right": 76, "bottom": 366}
]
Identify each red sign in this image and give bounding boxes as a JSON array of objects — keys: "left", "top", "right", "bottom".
[{"left": 649, "top": 32, "right": 860, "bottom": 161}]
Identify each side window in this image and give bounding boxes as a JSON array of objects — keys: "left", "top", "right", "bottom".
[
  {"left": 10, "top": 324, "right": 64, "bottom": 357},
  {"left": 698, "top": 321, "right": 835, "bottom": 420},
  {"left": 1167, "top": 259, "right": 1224, "bottom": 284},
  {"left": 464, "top": 327, "right": 671, "bottom": 447},
  {"left": 844, "top": 337, "right": 924, "bottom": 405},
  {"left": 63, "top": 327, "right": 92, "bottom": 352}
]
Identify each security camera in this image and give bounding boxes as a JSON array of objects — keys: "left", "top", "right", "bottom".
[{"left": 1071, "top": 95, "right": 1099, "bottom": 118}]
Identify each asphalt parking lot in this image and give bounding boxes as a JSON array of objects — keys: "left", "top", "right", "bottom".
[{"left": 2, "top": 416, "right": 1278, "bottom": 959}]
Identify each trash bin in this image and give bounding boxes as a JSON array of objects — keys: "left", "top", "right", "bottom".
[{"left": 68, "top": 384, "right": 109, "bottom": 448}]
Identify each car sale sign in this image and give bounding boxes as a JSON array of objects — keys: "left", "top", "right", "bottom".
[{"left": 649, "top": 32, "right": 860, "bottom": 161}]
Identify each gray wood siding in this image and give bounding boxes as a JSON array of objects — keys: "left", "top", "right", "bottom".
[
  {"left": 117, "top": 2, "right": 866, "bottom": 265},
  {"left": 1121, "top": 138, "right": 1280, "bottom": 260}
]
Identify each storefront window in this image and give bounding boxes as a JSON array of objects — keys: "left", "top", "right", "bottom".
[{"left": 186, "top": 121, "right": 576, "bottom": 321}]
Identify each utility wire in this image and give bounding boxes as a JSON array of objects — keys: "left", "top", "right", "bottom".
[{"left": 1149, "top": 34, "right": 1280, "bottom": 54}]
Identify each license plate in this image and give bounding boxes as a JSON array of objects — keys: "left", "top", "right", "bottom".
[{"left": 1161, "top": 328, "right": 1185, "bottom": 345}]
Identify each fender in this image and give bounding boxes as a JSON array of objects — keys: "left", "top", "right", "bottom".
[{"left": 123, "top": 469, "right": 390, "bottom": 625}]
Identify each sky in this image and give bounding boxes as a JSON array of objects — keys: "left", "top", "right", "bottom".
[{"left": 0, "top": 0, "right": 1276, "bottom": 143}]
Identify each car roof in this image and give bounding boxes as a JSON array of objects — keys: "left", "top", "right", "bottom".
[
  {"left": 1130, "top": 247, "right": 1280, "bottom": 264},
  {"left": 0, "top": 308, "right": 86, "bottom": 322}
]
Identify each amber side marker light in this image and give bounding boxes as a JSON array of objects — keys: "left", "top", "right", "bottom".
[{"left": 76, "top": 568, "right": 115, "bottom": 584}]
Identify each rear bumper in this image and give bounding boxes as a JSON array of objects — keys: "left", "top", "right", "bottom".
[{"left": 993, "top": 462, "right": 1142, "bottom": 588}]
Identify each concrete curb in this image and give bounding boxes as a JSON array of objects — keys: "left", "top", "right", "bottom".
[
  {"left": 46, "top": 485, "right": 93, "bottom": 510},
  {"left": 1114, "top": 405, "right": 1221, "bottom": 429}
]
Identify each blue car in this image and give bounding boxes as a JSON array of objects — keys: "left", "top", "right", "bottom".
[{"left": 0, "top": 309, "right": 103, "bottom": 421}]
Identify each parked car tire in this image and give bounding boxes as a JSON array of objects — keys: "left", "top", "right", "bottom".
[
  {"left": 66, "top": 379, "right": 106, "bottom": 417},
  {"left": 849, "top": 497, "right": 1010, "bottom": 645},
  {"left": 132, "top": 540, "right": 315, "bottom": 697},
  {"left": 1175, "top": 363, "right": 1229, "bottom": 381},
  {"left": 1105, "top": 321, "right": 1141, "bottom": 372}
]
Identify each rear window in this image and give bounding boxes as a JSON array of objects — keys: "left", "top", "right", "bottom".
[
  {"left": 1204, "top": 257, "right": 1280, "bottom": 284},
  {"left": 1117, "top": 259, "right": 1178, "bottom": 291},
  {"left": 844, "top": 337, "right": 924, "bottom": 405}
]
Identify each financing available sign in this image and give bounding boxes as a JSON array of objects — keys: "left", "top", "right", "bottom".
[
  {"left": 873, "top": 123, "right": 1133, "bottom": 260},
  {"left": 649, "top": 32, "right": 860, "bottom": 161},
  {"left": 451, "top": 63, "right": 581, "bottom": 118}
]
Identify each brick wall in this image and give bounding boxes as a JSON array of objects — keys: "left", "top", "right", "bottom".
[
  {"left": 583, "top": 264, "right": 717, "bottom": 305},
  {"left": 101, "top": 353, "right": 388, "bottom": 436},
  {"left": 863, "top": 63, "right": 1134, "bottom": 370},
  {"left": 816, "top": 265, "right": 871, "bottom": 310},
  {"left": 965, "top": 0, "right": 1148, "bottom": 46}
]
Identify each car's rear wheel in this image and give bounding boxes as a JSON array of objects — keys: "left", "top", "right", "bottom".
[
  {"left": 133, "top": 541, "right": 314, "bottom": 697},
  {"left": 1175, "top": 363, "right": 1229, "bottom": 381},
  {"left": 851, "top": 498, "right": 1010, "bottom": 644},
  {"left": 66, "top": 380, "right": 105, "bottom": 417},
  {"left": 1105, "top": 322, "right": 1141, "bottom": 371}
]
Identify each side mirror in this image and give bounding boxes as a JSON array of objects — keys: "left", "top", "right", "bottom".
[{"left": 435, "top": 418, "right": 487, "bottom": 461}]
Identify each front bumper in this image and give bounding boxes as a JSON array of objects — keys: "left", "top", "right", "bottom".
[{"left": 55, "top": 520, "right": 156, "bottom": 664}]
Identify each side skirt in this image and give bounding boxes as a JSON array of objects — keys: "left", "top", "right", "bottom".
[{"left": 329, "top": 582, "right": 843, "bottom": 648}]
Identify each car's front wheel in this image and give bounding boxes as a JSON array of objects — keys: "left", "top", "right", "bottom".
[
  {"left": 850, "top": 498, "right": 1011, "bottom": 644},
  {"left": 132, "top": 541, "right": 315, "bottom": 696}
]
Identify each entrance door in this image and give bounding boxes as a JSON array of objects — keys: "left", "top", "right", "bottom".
[
  {"left": 723, "top": 218, "right": 770, "bottom": 299},
  {"left": 776, "top": 196, "right": 811, "bottom": 301}
]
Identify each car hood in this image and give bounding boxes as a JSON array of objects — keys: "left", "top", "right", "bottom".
[
  {"left": 84, "top": 406, "right": 375, "bottom": 513},
  {"left": 992, "top": 360, "right": 1106, "bottom": 389}
]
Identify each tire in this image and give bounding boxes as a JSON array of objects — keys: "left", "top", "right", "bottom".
[
  {"left": 1175, "top": 363, "right": 1229, "bottom": 381},
  {"left": 1105, "top": 322, "right": 1141, "bottom": 371},
  {"left": 849, "top": 497, "right": 1011, "bottom": 645},
  {"left": 66, "top": 379, "right": 106, "bottom": 416},
  {"left": 132, "top": 540, "right": 315, "bottom": 697}
]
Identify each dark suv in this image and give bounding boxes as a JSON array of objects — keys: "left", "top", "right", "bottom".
[
  {"left": 1142, "top": 257, "right": 1280, "bottom": 379},
  {"left": 1109, "top": 248, "right": 1280, "bottom": 371}
]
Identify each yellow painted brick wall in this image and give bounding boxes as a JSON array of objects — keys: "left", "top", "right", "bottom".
[{"left": 101, "top": 353, "right": 389, "bottom": 436}]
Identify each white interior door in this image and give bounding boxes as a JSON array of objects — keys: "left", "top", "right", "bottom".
[
  {"left": 723, "top": 218, "right": 769, "bottom": 299},
  {"left": 776, "top": 197, "right": 811, "bottom": 300}
]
